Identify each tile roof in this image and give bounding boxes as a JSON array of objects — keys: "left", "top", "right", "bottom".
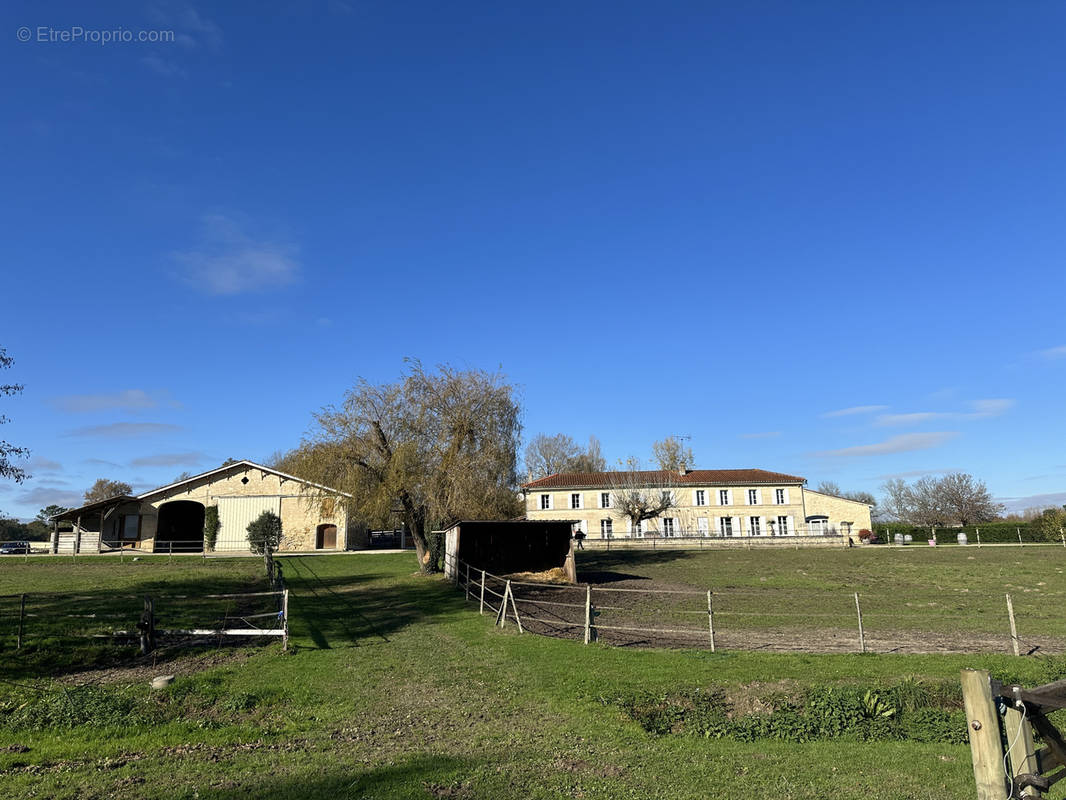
[{"left": 521, "top": 469, "right": 806, "bottom": 490}]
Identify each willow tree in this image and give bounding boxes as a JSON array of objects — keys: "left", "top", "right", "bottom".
[{"left": 289, "top": 362, "right": 522, "bottom": 573}]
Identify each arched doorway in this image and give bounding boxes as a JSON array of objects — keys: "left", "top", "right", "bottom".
[
  {"left": 156, "top": 501, "right": 205, "bottom": 552},
  {"left": 316, "top": 523, "right": 338, "bottom": 550}
]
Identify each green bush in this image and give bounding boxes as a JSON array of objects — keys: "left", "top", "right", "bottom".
[
  {"left": 611, "top": 679, "right": 965, "bottom": 745},
  {"left": 203, "top": 505, "right": 220, "bottom": 551},
  {"left": 247, "top": 510, "right": 283, "bottom": 555}
]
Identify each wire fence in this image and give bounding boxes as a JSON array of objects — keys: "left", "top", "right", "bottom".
[{"left": 443, "top": 553, "right": 1062, "bottom": 656}]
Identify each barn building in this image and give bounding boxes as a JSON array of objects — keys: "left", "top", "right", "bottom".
[
  {"left": 50, "top": 460, "right": 352, "bottom": 554},
  {"left": 443, "top": 520, "right": 578, "bottom": 583}
]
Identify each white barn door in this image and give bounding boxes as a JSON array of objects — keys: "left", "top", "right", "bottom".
[{"left": 216, "top": 496, "right": 281, "bottom": 552}]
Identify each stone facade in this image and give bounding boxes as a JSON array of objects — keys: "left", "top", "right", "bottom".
[
  {"left": 60, "top": 461, "right": 351, "bottom": 553},
  {"left": 522, "top": 469, "right": 872, "bottom": 541}
]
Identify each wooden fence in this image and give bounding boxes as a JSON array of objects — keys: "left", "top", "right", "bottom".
[
  {"left": 0, "top": 588, "right": 289, "bottom": 653},
  {"left": 443, "top": 553, "right": 1051, "bottom": 655}
]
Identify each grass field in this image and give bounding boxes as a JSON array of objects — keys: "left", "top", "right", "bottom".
[{"left": 0, "top": 549, "right": 1063, "bottom": 799}]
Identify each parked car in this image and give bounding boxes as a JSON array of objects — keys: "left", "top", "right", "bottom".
[{"left": 0, "top": 541, "right": 31, "bottom": 555}]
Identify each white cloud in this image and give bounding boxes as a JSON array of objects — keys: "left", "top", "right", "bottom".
[
  {"left": 1038, "top": 345, "right": 1066, "bottom": 360},
  {"left": 66, "top": 422, "right": 182, "bottom": 438},
  {"left": 875, "top": 399, "right": 1014, "bottom": 427},
  {"left": 997, "top": 492, "right": 1066, "bottom": 515},
  {"left": 149, "top": 2, "right": 223, "bottom": 50},
  {"left": 141, "top": 53, "right": 187, "bottom": 78},
  {"left": 821, "top": 405, "right": 889, "bottom": 418},
  {"left": 172, "top": 215, "right": 300, "bottom": 295},
  {"left": 814, "top": 432, "right": 959, "bottom": 458}
]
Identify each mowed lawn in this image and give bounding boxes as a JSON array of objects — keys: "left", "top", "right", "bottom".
[
  {"left": 577, "top": 545, "right": 1066, "bottom": 640},
  {"left": 0, "top": 550, "right": 1060, "bottom": 800}
]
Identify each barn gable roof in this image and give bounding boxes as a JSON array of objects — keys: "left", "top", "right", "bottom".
[{"left": 137, "top": 460, "right": 353, "bottom": 499}]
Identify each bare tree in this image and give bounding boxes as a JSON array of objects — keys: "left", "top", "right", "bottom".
[
  {"left": 937, "top": 473, "right": 1003, "bottom": 525},
  {"left": 0, "top": 347, "right": 29, "bottom": 484},
  {"left": 524, "top": 433, "right": 606, "bottom": 478},
  {"left": 286, "top": 362, "right": 522, "bottom": 573},
  {"left": 815, "top": 481, "right": 842, "bottom": 496},
  {"left": 608, "top": 469, "right": 680, "bottom": 535},
  {"left": 524, "top": 434, "right": 581, "bottom": 479},
  {"left": 878, "top": 473, "right": 1000, "bottom": 526},
  {"left": 84, "top": 478, "right": 134, "bottom": 503},
  {"left": 566, "top": 435, "right": 607, "bottom": 473},
  {"left": 652, "top": 436, "right": 694, "bottom": 471}
]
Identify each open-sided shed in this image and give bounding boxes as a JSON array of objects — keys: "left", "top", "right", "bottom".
[{"left": 443, "top": 520, "right": 577, "bottom": 583}]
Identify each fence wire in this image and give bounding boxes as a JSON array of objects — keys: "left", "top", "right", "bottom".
[{"left": 445, "top": 554, "right": 1060, "bottom": 656}]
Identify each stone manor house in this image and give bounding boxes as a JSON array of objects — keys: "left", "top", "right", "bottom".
[{"left": 521, "top": 468, "right": 872, "bottom": 540}]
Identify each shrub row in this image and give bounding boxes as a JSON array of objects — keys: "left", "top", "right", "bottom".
[
  {"left": 605, "top": 679, "right": 969, "bottom": 744},
  {"left": 873, "top": 522, "right": 1057, "bottom": 544}
]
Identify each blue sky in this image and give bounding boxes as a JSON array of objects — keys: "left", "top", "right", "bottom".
[{"left": 2, "top": 1, "right": 1065, "bottom": 519}]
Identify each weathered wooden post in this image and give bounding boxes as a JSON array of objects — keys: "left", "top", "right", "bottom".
[
  {"left": 976, "top": 527, "right": 982, "bottom": 547},
  {"left": 854, "top": 592, "right": 866, "bottom": 653},
  {"left": 479, "top": 570, "right": 486, "bottom": 615},
  {"left": 960, "top": 669, "right": 1009, "bottom": 800},
  {"left": 282, "top": 588, "right": 290, "bottom": 651},
  {"left": 465, "top": 563, "right": 471, "bottom": 601},
  {"left": 1018, "top": 527, "right": 1023, "bottom": 546},
  {"left": 139, "top": 595, "right": 156, "bottom": 655},
  {"left": 707, "top": 590, "right": 715, "bottom": 653},
  {"left": 169, "top": 540, "right": 174, "bottom": 565},
  {"left": 496, "top": 580, "right": 511, "bottom": 627},
  {"left": 17, "top": 594, "right": 26, "bottom": 649},
  {"left": 1003, "top": 701, "right": 1039, "bottom": 798},
  {"left": 1006, "top": 593, "right": 1020, "bottom": 656},
  {"left": 584, "top": 585, "right": 592, "bottom": 645}
]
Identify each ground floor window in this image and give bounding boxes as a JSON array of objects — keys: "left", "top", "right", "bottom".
[
  {"left": 749, "top": 516, "right": 761, "bottom": 536},
  {"left": 777, "top": 515, "right": 790, "bottom": 536},
  {"left": 697, "top": 517, "right": 709, "bottom": 536},
  {"left": 600, "top": 518, "right": 612, "bottom": 538},
  {"left": 662, "top": 517, "right": 675, "bottom": 537},
  {"left": 807, "top": 516, "right": 829, "bottom": 535},
  {"left": 719, "top": 516, "right": 733, "bottom": 537}
]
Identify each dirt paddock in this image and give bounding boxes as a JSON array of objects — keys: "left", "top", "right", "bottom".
[{"left": 483, "top": 569, "right": 1066, "bottom": 656}]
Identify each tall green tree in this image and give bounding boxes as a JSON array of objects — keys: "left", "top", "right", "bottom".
[
  {"left": 84, "top": 478, "right": 134, "bottom": 503},
  {"left": 0, "top": 347, "right": 29, "bottom": 484},
  {"left": 287, "top": 362, "right": 522, "bottom": 573}
]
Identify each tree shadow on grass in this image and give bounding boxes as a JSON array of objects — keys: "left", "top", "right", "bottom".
[
  {"left": 278, "top": 556, "right": 466, "bottom": 651},
  {"left": 575, "top": 548, "right": 700, "bottom": 581},
  {"left": 197, "top": 754, "right": 475, "bottom": 800}
]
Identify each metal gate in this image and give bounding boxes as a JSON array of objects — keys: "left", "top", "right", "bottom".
[{"left": 216, "top": 496, "right": 281, "bottom": 552}]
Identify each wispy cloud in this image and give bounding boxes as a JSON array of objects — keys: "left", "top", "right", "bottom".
[
  {"left": 66, "top": 422, "right": 182, "bottom": 438},
  {"left": 739, "top": 431, "right": 781, "bottom": 439},
  {"left": 83, "top": 458, "right": 123, "bottom": 468},
  {"left": 149, "top": 2, "right": 223, "bottom": 50},
  {"left": 1038, "top": 345, "right": 1066, "bottom": 360},
  {"left": 875, "top": 399, "right": 1014, "bottom": 427},
  {"left": 141, "top": 53, "right": 187, "bottom": 78},
  {"left": 814, "top": 432, "right": 959, "bottom": 458},
  {"left": 27, "top": 456, "right": 63, "bottom": 472},
  {"left": 875, "top": 468, "right": 958, "bottom": 480},
  {"left": 998, "top": 492, "right": 1066, "bottom": 514},
  {"left": 51, "top": 389, "right": 179, "bottom": 414},
  {"left": 14, "top": 487, "right": 84, "bottom": 509},
  {"left": 172, "top": 215, "right": 300, "bottom": 295},
  {"left": 130, "top": 452, "right": 205, "bottom": 467},
  {"left": 821, "top": 405, "right": 888, "bottom": 418}
]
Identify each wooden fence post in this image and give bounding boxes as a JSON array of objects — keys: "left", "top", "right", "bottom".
[
  {"left": 1018, "top": 527, "right": 1023, "bottom": 546},
  {"left": 465, "top": 563, "right": 471, "bottom": 601},
  {"left": 496, "top": 580, "right": 511, "bottom": 627},
  {"left": 854, "top": 592, "right": 866, "bottom": 653},
  {"left": 17, "top": 594, "right": 26, "bottom": 649},
  {"left": 976, "top": 527, "right": 981, "bottom": 547},
  {"left": 960, "top": 669, "right": 1010, "bottom": 800},
  {"left": 584, "top": 585, "right": 592, "bottom": 645},
  {"left": 1006, "top": 593, "right": 1020, "bottom": 656},
  {"left": 169, "top": 541, "right": 174, "bottom": 564},
  {"left": 707, "top": 590, "right": 715, "bottom": 653},
  {"left": 139, "top": 595, "right": 156, "bottom": 655},
  {"left": 479, "top": 570, "right": 486, "bottom": 615},
  {"left": 282, "top": 588, "right": 290, "bottom": 652},
  {"left": 1003, "top": 702, "right": 1039, "bottom": 798}
]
